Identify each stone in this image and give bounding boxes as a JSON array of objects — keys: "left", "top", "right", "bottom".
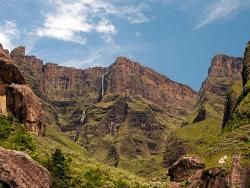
[
  {"left": 6, "top": 84, "right": 45, "bottom": 136},
  {"left": 168, "top": 156, "right": 205, "bottom": 182},
  {"left": 0, "top": 46, "right": 26, "bottom": 85},
  {"left": 0, "top": 147, "right": 51, "bottom": 188}
]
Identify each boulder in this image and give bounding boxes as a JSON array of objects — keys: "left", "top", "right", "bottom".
[
  {"left": 201, "top": 167, "right": 229, "bottom": 188},
  {"left": 6, "top": 84, "right": 45, "bottom": 136},
  {"left": 168, "top": 156, "right": 205, "bottom": 182},
  {"left": 0, "top": 147, "right": 51, "bottom": 188}
]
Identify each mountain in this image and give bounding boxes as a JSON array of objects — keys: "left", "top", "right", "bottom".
[
  {"left": 192, "top": 54, "right": 242, "bottom": 121},
  {"left": 10, "top": 46, "right": 198, "bottom": 176},
  {"left": 0, "top": 41, "right": 249, "bottom": 187}
]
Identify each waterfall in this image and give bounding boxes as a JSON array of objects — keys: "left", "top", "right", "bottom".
[
  {"left": 80, "top": 110, "right": 86, "bottom": 125},
  {"left": 100, "top": 69, "right": 109, "bottom": 101},
  {"left": 101, "top": 74, "right": 105, "bottom": 99}
]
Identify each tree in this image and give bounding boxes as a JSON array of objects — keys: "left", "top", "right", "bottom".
[{"left": 50, "top": 148, "right": 71, "bottom": 188}]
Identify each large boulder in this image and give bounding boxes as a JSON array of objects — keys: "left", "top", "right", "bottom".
[
  {"left": 0, "top": 46, "right": 26, "bottom": 85},
  {"left": 0, "top": 147, "right": 51, "bottom": 188},
  {"left": 168, "top": 156, "right": 205, "bottom": 182},
  {"left": 6, "top": 84, "right": 45, "bottom": 135}
]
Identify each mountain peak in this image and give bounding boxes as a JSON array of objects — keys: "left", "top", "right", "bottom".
[{"left": 10, "top": 46, "right": 26, "bottom": 58}]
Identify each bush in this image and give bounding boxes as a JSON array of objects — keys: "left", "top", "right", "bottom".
[{"left": 0, "top": 116, "right": 35, "bottom": 151}]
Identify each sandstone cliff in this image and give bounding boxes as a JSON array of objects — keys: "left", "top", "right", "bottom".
[
  {"left": 0, "top": 44, "right": 45, "bottom": 135},
  {"left": 11, "top": 47, "right": 197, "bottom": 118}
]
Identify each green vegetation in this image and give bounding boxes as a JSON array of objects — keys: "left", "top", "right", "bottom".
[
  {"left": 176, "top": 117, "right": 250, "bottom": 168},
  {"left": 0, "top": 115, "right": 169, "bottom": 187},
  {"left": 0, "top": 115, "right": 35, "bottom": 151},
  {"left": 49, "top": 148, "right": 72, "bottom": 188}
]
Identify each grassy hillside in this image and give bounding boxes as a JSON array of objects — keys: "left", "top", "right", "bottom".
[
  {"left": 175, "top": 117, "right": 250, "bottom": 168},
  {"left": 0, "top": 115, "right": 170, "bottom": 187}
]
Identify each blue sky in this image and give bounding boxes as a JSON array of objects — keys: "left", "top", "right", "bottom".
[{"left": 0, "top": 0, "right": 250, "bottom": 90}]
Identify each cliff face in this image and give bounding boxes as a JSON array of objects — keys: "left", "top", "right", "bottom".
[
  {"left": 224, "top": 41, "right": 250, "bottom": 129},
  {"left": 11, "top": 48, "right": 197, "bottom": 119},
  {"left": 196, "top": 54, "right": 243, "bottom": 120},
  {"left": 0, "top": 45, "right": 45, "bottom": 135},
  {"left": 106, "top": 57, "right": 197, "bottom": 116},
  {"left": 11, "top": 46, "right": 105, "bottom": 100}
]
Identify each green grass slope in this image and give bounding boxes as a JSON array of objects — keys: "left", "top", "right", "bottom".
[{"left": 0, "top": 115, "right": 170, "bottom": 187}]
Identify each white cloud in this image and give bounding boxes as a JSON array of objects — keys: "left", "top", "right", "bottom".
[
  {"left": 0, "top": 21, "right": 20, "bottom": 49},
  {"left": 36, "top": 0, "right": 150, "bottom": 44},
  {"left": 96, "top": 19, "right": 116, "bottom": 34},
  {"left": 194, "top": 0, "right": 249, "bottom": 29}
]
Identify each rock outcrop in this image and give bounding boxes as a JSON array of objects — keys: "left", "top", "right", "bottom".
[
  {"left": 0, "top": 45, "right": 26, "bottom": 85},
  {"left": 192, "top": 107, "right": 207, "bottom": 123},
  {"left": 6, "top": 84, "right": 45, "bottom": 136},
  {"left": 0, "top": 147, "right": 51, "bottom": 188},
  {"left": 0, "top": 45, "right": 45, "bottom": 135},
  {"left": 168, "top": 156, "right": 205, "bottom": 182},
  {"left": 197, "top": 54, "right": 242, "bottom": 120},
  {"left": 168, "top": 155, "right": 250, "bottom": 188}
]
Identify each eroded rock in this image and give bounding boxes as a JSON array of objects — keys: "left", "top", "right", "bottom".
[
  {"left": 6, "top": 84, "right": 45, "bottom": 135},
  {"left": 168, "top": 156, "right": 205, "bottom": 182},
  {"left": 0, "top": 47, "right": 26, "bottom": 85},
  {"left": 0, "top": 147, "right": 51, "bottom": 188}
]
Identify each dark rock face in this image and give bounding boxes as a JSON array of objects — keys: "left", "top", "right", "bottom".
[
  {"left": 168, "top": 156, "right": 205, "bottom": 182},
  {"left": 197, "top": 54, "right": 243, "bottom": 119},
  {"left": 222, "top": 81, "right": 242, "bottom": 128},
  {"left": 6, "top": 84, "right": 45, "bottom": 136},
  {"left": 0, "top": 147, "right": 51, "bottom": 188},
  {"left": 193, "top": 107, "right": 207, "bottom": 123},
  {"left": 242, "top": 41, "right": 250, "bottom": 95},
  {"left": 223, "top": 41, "right": 250, "bottom": 129}
]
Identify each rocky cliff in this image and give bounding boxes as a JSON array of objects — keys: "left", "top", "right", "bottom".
[
  {"left": 196, "top": 54, "right": 242, "bottom": 120},
  {"left": 224, "top": 41, "right": 250, "bottom": 129},
  {"left": 0, "top": 44, "right": 45, "bottom": 135},
  {"left": 11, "top": 48, "right": 197, "bottom": 117}
]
